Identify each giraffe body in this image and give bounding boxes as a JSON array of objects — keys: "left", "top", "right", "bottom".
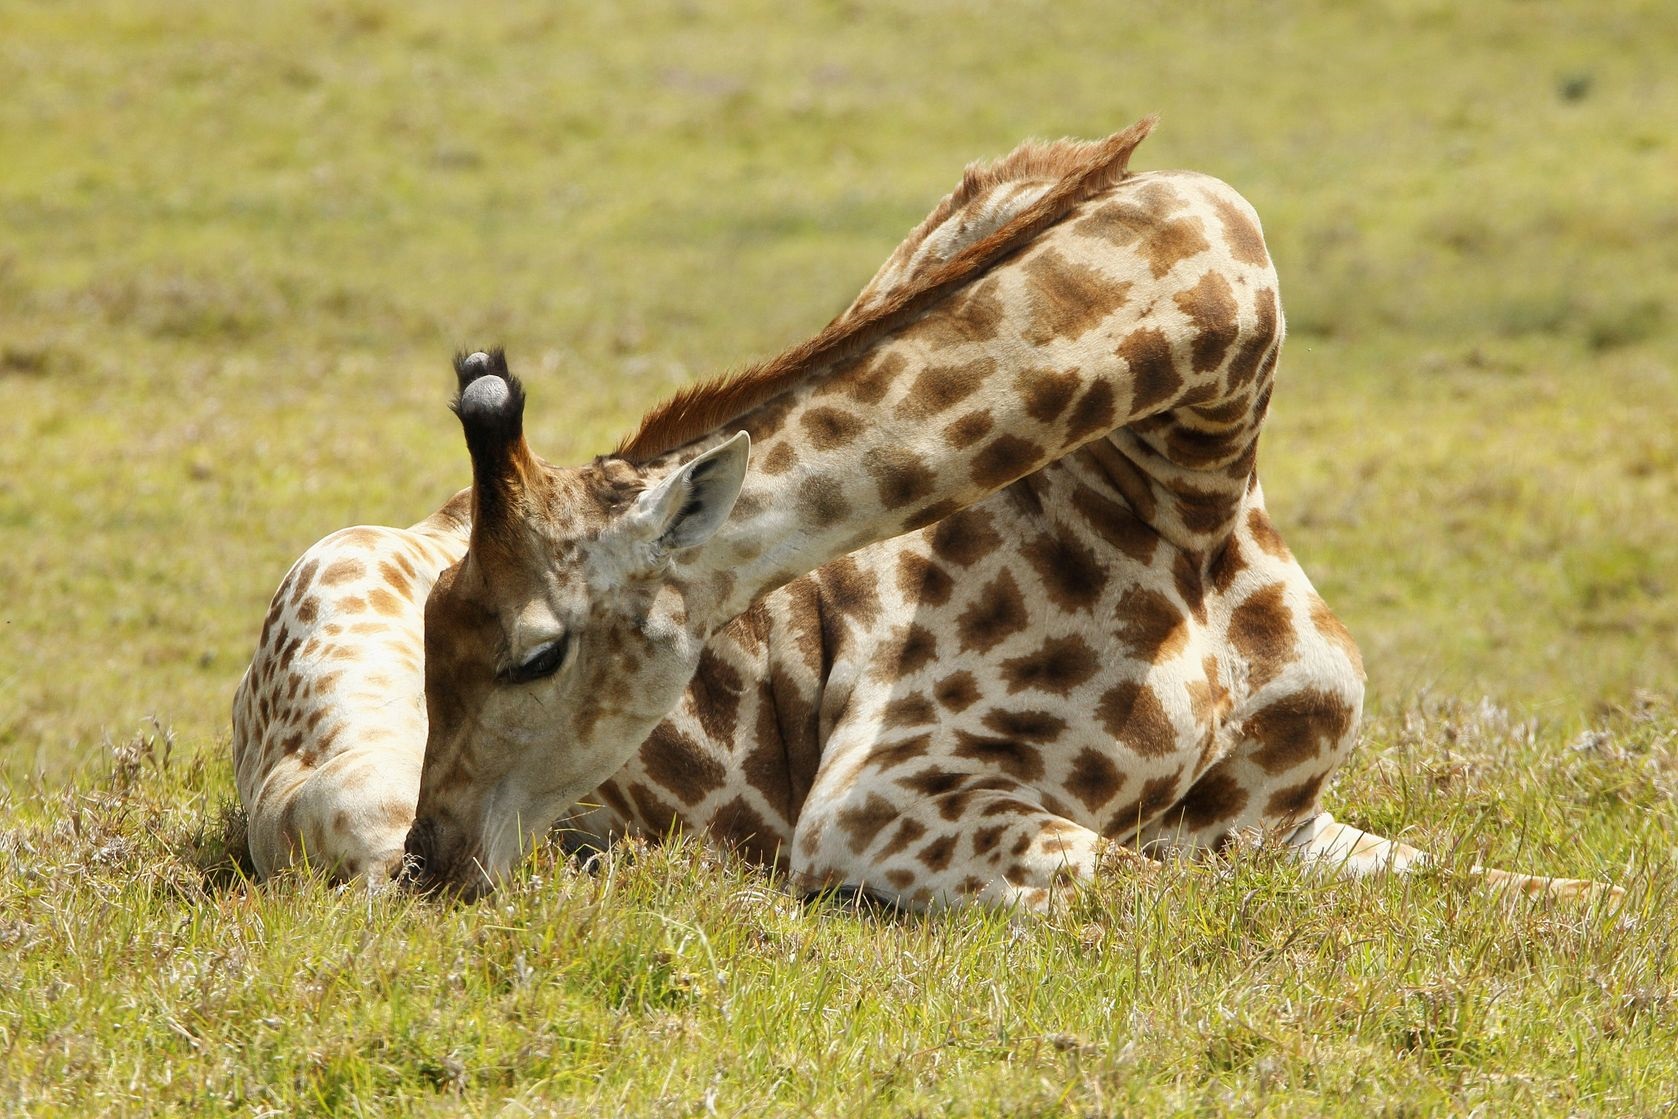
[{"left": 233, "top": 122, "right": 1616, "bottom": 906}]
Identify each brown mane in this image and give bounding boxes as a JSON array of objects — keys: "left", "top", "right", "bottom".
[{"left": 615, "top": 116, "right": 1158, "bottom": 463}]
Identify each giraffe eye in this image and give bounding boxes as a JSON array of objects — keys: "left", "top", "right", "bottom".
[{"left": 500, "top": 635, "right": 569, "bottom": 685}]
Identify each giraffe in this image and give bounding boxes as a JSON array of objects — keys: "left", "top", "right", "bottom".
[{"left": 402, "top": 120, "right": 1621, "bottom": 907}]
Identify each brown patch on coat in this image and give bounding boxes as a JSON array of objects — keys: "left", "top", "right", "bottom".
[
  {"left": 1209, "top": 194, "right": 1270, "bottom": 267},
  {"left": 1173, "top": 270, "right": 1240, "bottom": 374},
  {"left": 864, "top": 446, "right": 938, "bottom": 509},
  {"left": 1097, "top": 680, "right": 1177, "bottom": 758},
  {"left": 1020, "top": 248, "right": 1132, "bottom": 344},
  {"left": 837, "top": 793, "right": 900, "bottom": 854},
  {"left": 1067, "top": 748, "right": 1125, "bottom": 812},
  {"left": 935, "top": 671, "right": 981, "bottom": 712},
  {"left": 971, "top": 434, "right": 1048, "bottom": 490},
  {"left": 799, "top": 405, "right": 866, "bottom": 450},
  {"left": 1172, "top": 771, "right": 1250, "bottom": 832},
  {"left": 929, "top": 508, "right": 1002, "bottom": 567},
  {"left": 1022, "top": 532, "right": 1109, "bottom": 610},
  {"left": 1242, "top": 689, "right": 1356, "bottom": 774},
  {"left": 999, "top": 635, "right": 1099, "bottom": 695},
  {"left": 956, "top": 569, "right": 1031, "bottom": 653},
  {"left": 953, "top": 732, "right": 1046, "bottom": 782},
  {"left": 1113, "top": 587, "right": 1190, "bottom": 662},
  {"left": 896, "top": 552, "right": 955, "bottom": 607},
  {"left": 1115, "top": 327, "right": 1183, "bottom": 415},
  {"left": 1228, "top": 583, "right": 1297, "bottom": 689},
  {"left": 641, "top": 725, "right": 727, "bottom": 806}
]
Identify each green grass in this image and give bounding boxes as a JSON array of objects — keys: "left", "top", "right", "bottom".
[{"left": 1, "top": 0, "right": 1676, "bottom": 1113}]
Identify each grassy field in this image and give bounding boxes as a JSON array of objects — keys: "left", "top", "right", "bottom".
[{"left": 1, "top": 0, "right": 1675, "bottom": 1113}]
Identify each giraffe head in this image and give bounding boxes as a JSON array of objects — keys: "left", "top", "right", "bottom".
[{"left": 406, "top": 351, "right": 750, "bottom": 897}]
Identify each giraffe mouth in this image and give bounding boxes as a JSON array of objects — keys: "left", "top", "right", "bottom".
[{"left": 400, "top": 815, "right": 497, "bottom": 901}]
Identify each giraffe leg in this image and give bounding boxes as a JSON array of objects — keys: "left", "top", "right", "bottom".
[
  {"left": 793, "top": 775, "right": 1156, "bottom": 913},
  {"left": 1285, "top": 812, "right": 1625, "bottom": 904}
]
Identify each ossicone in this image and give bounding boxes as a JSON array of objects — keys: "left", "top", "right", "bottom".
[{"left": 449, "top": 348, "right": 533, "bottom": 525}]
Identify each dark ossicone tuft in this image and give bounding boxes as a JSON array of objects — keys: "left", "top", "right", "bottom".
[
  {"left": 452, "top": 347, "right": 510, "bottom": 394},
  {"left": 448, "top": 350, "right": 529, "bottom": 513}
]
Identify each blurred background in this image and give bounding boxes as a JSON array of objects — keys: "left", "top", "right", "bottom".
[{"left": 2, "top": 0, "right": 1674, "bottom": 780}]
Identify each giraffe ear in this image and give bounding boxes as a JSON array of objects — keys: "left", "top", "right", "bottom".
[{"left": 628, "top": 432, "right": 750, "bottom": 558}]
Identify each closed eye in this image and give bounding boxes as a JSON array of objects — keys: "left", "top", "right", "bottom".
[{"left": 499, "top": 635, "right": 570, "bottom": 685}]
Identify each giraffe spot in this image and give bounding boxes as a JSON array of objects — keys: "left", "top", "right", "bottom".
[
  {"left": 1071, "top": 485, "right": 1158, "bottom": 564},
  {"left": 1073, "top": 200, "right": 1154, "bottom": 246},
  {"left": 797, "top": 476, "right": 851, "bottom": 528},
  {"left": 279, "top": 731, "right": 302, "bottom": 756},
  {"left": 1113, "top": 587, "right": 1190, "bottom": 662},
  {"left": 1265, "top": 775, "right": 1325, "bottom": 821},
  {"left": 1190, "top": 393, "right": 1254, "bottom": 426},
  {"left": 1068, "top": 748, "right": 1125, "bottom": 812},
  {"left": 935, "top": 671, "right": 981, "bottom": 712},
  {"left": 981, "top": 708, "right": 1068, "bottom": 743},
  {"left": 1209, "top": 194, "right": 1270, "bottom": 268},
  {"left": 1097, "top": 680, "right": 1177, "bottom": 758},
  {"left": 870, "top": 733, "right": 935, "bottom": 772},
  {"left": 1066, "top": 380, "right": 1119, "bottom": 443},
  {"left": 641, "top": 724, "right": 726, "bottom": 806},
  {"left": 971, "top": 434, "right": 1046, "bottom": 490},
  {"left": 1173, "top": 771, "right": 1250, "bottom": 832},
  {"left": 761, "top": 442, "right": 797, "bottom": 476},
  {"left": 1229, "top": 583, "right": 1297, "bottom": 689},
  {"left": 627, "top": 782, "right": 679, "bottom": 834},
  {"left": 596, "top": 780, "right": 636, "bottom": 824},
  {"left": 881, "top": 817, "right": 928, "bottom": 856},
  {"left": 1141, "top": 216, "right": 1211, "bottom": 279},
  {"left": 896, "top": 553, "right": 955, "bottom": 607},
  {"left": 1173, "top": 270, "right": 1240, "bottom": 374},
  {"left": 839, "top": 351, "right": 906, "bottom": 405},
  {"left": 917, "top": 834, "right": 958, "bottom": 872},
  {"left": 999, "top": 635, "right": 1099, "bottom": 696},
  {"left": 1116, "top": 327, "right": 1183, "bottom": 415},
  {"left": 706, "top": 796, "right": 784, "bottom": 867},
  {"left": 1309, "top": 594, "right": 1364, "bottom": 675},
  {"left": 942, "top": 409, "right": 995, "bottom": 450},
  {"left": 899, "top": 277, "right": 1004, "bottom": 349},
  {"left": 1211, "top": 534, "right": 1247, "bottom": 595},
  {"left": 800, "top": 405, "right": 866, "bottom": 450},
  {"left": 880, "top": 623, "right": 938, "bottom": 678},
  {"left": 1246, "top": 508, "right": 1292, "bottom": 560},
  {"left": 1164, "top": 423, "right": 1241, "bottom": 469},
  {"left": 320, "top": 558, "right": 364, "bottom": 587},
  {"left": 973, "top": 824, "right": 1008, "bottom": 859},
  {"left": 1172, "top": 551, "right": 1208, "bottom": 625},
  {"left": 883, "top": 694, "right": 937, "bottom": 728},
  {"left": 1023, "top": 532, "right": 1108, "bottom": 610},
  {"left": 1243, "top": 689, "right": 1356, "bottom": 774},
  {"left": 1016, "top": 367, "right": 1082, "bottom": 424},
  {"left": 864, "top": 446, "right": 937, "bottom": 509},
  {"left": 956, "top": 570, "right": 1030, "bottom": 653},
  {"left": 953, "top": 731, "right": 1045, "bottom": 782},
  {"left": 690, "top": 645, "right": 745, "bottom": 744},
  {"left": 378, "top": 561, "right": 414, "bottom": 596},
  {"left": 901, "top": 499, "right": 961, "bottom": 533},
  {"left": 820, "top": 555, "right": 880, "bottom": 627},
  {"left": 884, "top": 869, "right": 916, "bottom": 892},
  {"left": 368, "top": 588, "right": 405, "bottom": 616},
  {"left": 837, "top": 793, "right": 899, "bottom": 854},
  {"left": 1021, "top": 248, "right": 1132, "bottom": 344},
  {"left": 929, "top": 509, "right": 1001, "bottom": 567},
  {"left": 1225, "top": 291, "right": 1278, "bottom": 390},
  {"left": 1104, "top": 773, "right": 1184, "bottom": 837},
  {"left": 1176, "top": 483, "right": 1238, "bottom": 537},
  {"left": 897, "top": 360, "right": 988, "bottom": 422},
  {"left": 286, "top": 559, "right": 320, "bottom": 605},
  {"left": 898, "top": 767, "right": 964, "bottom": 799}
]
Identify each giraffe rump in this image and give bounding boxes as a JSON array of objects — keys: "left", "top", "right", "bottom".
[{"left": 614, "top": 115, "right": 1159, "bottom": 463}]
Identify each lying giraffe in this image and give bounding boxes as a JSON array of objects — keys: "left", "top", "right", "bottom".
[
  {"left": 233, "top": 120, "right": 1615, "bottom": 906},
  {"left": 395, "top": 120, "right": 1618, "bottom": 906}
]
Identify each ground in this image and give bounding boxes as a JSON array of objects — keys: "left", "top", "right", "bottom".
[{"left": 1, "top": 1, "right": 1675, "bottom": 1114}]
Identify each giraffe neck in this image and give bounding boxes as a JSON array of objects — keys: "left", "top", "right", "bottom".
[{"left": 657, "top": 168, "right": 1278, "bottom": 634}]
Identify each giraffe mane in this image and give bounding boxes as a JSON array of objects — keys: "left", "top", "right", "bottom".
[{"left": 614, "top": 115, "right": 1158, "bottom": 463}]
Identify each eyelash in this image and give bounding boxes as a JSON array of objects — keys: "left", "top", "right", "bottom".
[{"left": 499, "top": 635, "right": 569, "bottom": 685}]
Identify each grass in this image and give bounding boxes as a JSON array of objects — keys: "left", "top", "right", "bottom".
[{"left": 1, "top": 0, "right": 1675, "bottom": 1113}]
